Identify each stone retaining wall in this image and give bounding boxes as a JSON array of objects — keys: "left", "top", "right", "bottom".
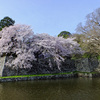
[
  {"left": 0, "top": 56, "right": 100, "bottom": 78},
  {"left": 75, "top": 58, "right": 98, "bottom": 72}
]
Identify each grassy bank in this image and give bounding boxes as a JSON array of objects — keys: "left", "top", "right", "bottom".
[
  {"left": 0, "top": 71, "right": 98, "bottom": 79},
  {"left": 0, "top": 72, "right": 73, "bottom": 79}
]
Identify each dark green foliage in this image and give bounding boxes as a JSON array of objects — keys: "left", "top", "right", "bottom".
[
  {"left": 0, "top": 16, "right": 15, "bottom": 31},
  {"left": 58, "top": 31, "right": 71, "bottom": 38}
]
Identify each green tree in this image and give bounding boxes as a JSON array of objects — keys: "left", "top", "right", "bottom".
[
  {"left": 0, "top": 16, "right": 15, "bottom": 31},
  {"left": 58, "top": 31, "right": 71, "bottom": 38},
  {"left": 75, "top": 8, "right": 100, "bottom": 58}
]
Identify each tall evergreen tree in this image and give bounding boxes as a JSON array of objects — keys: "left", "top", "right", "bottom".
[
  {"left": 0, "top": 16, "right": 15, "bottom": 31},
  {"left": 58, "top": 31, "right": 71, "bottom": 38}
]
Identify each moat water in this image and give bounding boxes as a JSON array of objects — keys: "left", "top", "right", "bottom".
[{"left": 0, "top": 78, "right": 100, "bottom": 100}]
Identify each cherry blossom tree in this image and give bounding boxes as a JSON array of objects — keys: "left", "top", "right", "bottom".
[
  {"left": 0, "top": 24, "right": 83, "bottom": 70},
  {"left": 28, "top": 33, "right": 83, "bottom": 70},
  {"left": 0, "top": 24, "right": 35, "bottom": 69}
]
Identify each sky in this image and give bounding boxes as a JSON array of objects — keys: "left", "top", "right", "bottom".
[{"left": 0, "top": 0, "right": 100, "bottom": 36}]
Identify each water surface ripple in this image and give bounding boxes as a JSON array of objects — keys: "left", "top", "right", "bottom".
[{"left": 0, "top": 78, "right": 100, "bottom": 100}]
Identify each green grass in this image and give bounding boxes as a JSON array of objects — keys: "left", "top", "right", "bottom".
[
  {"left": 0, "top": 72, "right": 73, "bottom": 79},
  {"left": 0, "top": 71, "right": 98, "bottom": 79}
]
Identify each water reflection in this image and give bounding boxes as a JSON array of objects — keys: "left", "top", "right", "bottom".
[{"left": 0, "top": 78, "right": 100, "bottom": 100}]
